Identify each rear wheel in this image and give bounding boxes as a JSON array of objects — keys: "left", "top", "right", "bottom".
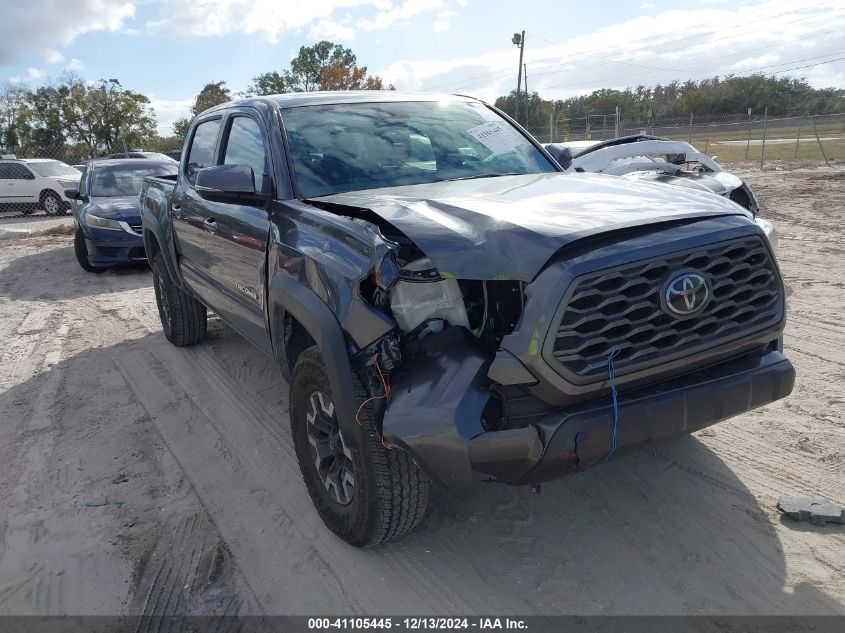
[
  {"left": 74, "top": 227, "right": 106, "bottom": 273},
  {"left": 151, "top": 252, "right": 207, "bottom": 346},
  {"left": 290, "top": 346, "right": 430, "bottom": 546},
  {"left": 41, "top": 191, "right": 63, "bottom": 216}
]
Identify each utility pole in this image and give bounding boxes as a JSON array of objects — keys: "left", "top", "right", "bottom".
[
  {"left": 524, "top": 63, "right": 528, "bottom": 126},
  {"left": 512, "top": 31, "right": 525, "bottom": 124}
]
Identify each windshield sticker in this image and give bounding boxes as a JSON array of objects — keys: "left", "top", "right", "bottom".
[{"left": 466, "top": 121, "right": 526, "bottom": 154}]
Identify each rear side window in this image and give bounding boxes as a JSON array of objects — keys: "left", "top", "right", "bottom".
[
  {"left": 223, "top": 116, "right": 270, "bottom": 194},
  {"left": 0, "top": 163, "right": 34, "bottom": 179},
  {"left": 185, "top": 119, "right": 221, "bottom": 186}
]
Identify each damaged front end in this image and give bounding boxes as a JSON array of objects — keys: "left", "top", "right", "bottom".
[{"left": 308, "top": 193, "right": 792, "bottom": 497}]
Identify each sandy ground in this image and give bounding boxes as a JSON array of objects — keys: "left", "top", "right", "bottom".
[{"left": 0, "top": 163, "right": 842, "bottom": 618}]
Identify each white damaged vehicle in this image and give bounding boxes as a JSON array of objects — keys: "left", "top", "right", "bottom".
[
  {"left": 546, "top": 135, "right": 759, "bottom": 211},
  {"left": 544, "top": 134, "right": 776, "bottom": 251}
]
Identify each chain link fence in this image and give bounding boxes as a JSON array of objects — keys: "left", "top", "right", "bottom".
[
  {"left": 527, "top": 110, "right": 845, "bottom": 169},
  {"left": 3, "top": 111, "right": 843, "bottom": 222},
  {"left": 0, "top": 145, "right": 182, "bottom": 221}
]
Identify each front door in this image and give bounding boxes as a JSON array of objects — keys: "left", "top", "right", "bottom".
[
  {"left": 172, "top": 117, "right": 221, "bottom": 302},
  {"left": 203, "top": 113, "right": 272, "bottom": 352}
]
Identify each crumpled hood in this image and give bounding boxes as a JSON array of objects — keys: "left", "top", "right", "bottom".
[
  {"left": 87, "top": 196, "right": 140, "bottom": 221},
  {"left": 621, "top": 170, "right": 743, "bottom": 197},
  {"left": 313, "top": 172, "right": 751, "bottom": 281}
]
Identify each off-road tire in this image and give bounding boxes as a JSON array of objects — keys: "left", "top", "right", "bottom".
[
  {"left": 290, "top": 346, "right": 430, "bottom": 546},
  {"left": 151, "top": 251, "right": 207, "bottom": 346},
  {"left": 41, "top": 190, "right": 63, "bottom": 216},
  {"left": 74, "top": 227, "right": 106, "bottom": 273}
]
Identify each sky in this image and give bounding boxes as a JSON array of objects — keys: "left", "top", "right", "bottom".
[{"left": 1, "top": 0, "right": 843, "bottom": 135}]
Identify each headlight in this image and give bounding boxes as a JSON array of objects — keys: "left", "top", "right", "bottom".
[
  {"left": 755, "top": 218, "right": 778, "bottom": 256},
  {"left": 85, "top": 214, "right": 123, "bottom": 231},
  {"left": 57, "top": 178, "right": 78, "bottom": 188}
]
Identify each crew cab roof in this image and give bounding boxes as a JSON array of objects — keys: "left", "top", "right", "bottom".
[{"left": 201, "top": 91, "right": 480, "bottom": 114}]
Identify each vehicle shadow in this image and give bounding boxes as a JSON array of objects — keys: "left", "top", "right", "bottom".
[
  {"left": 2, "top": 328, "right": 842, "bottom": 617},
  {"left": 0, "top": 244, "right": 151, "bottom": 301}
]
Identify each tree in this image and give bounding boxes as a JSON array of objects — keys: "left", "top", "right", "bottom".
[
  {"left": 170, "top": 81, "right": 231, "bottom": 141},
  {"left": 55, "top": 75, "right": 156, "bottom": 156},
  {"left": 191, "top": 80, "right": 231, "bottom": 115},
  {"left": 289, "top": 41, "right": 356, "bottom": 92},
  {"left": 172, "top": 117, "right": 191, "bottom": 140},
  {"left": 0, "top": 82, "right": 29, "bottom": 152},
  {"left": 250, "top": 41, "right": 391, "bottom": 95},
  {"left": 318, "top": 59, "right": 393, "bottom": 91},
  {"left": 249, "top": 71, "right": 289, "bottom": 96}
]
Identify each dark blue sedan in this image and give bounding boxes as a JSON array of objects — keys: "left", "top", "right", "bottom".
[{"left": 67, "top": 158, "right": 177, "bottom": 272}]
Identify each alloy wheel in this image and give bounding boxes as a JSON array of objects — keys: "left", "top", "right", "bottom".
[{"left": 306, "top": 390, "right": 355, "bottom": 506}]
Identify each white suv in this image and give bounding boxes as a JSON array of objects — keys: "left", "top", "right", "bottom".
[{"left": 0, "top": 157, "right": 81, "bottom": 215}]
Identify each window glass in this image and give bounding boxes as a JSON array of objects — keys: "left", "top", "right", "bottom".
[
  {"left": 0, "top": 163, "right": 34, "bottom": 179},
  {"left": 27, "top": 160, "right": 80, "bottom": 178},
  {"left": 223, "top": 116, "right": 269, "bottom": 193},
  {"left": 186, "top": 119, "right": 221, "bottom": 185},
  {"left": 79, "top": 166, "right": 89, "bottom": 195},
  {"left": 90, "top": 164, "right": 178, "bottom": 197},
  {"left": 282, "top": 101, "right": 556, "bottom": 198}
]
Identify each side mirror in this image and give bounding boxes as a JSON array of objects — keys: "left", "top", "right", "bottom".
[
  {"left": 195, "top": 164, "right": 269, "bottom": 205},
  {"left": 546, "top": 144, "right": 573, "bottom": 170},
  {"left": 64, "top": 188, "right": 81, "bottom": 200}
]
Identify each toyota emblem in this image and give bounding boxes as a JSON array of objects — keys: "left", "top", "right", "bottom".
[{"left": 663, "top": 272, "right": 710, "bottom": 317}]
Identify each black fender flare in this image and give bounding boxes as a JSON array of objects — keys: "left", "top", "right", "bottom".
[
  {"left": 268, "top": 276, "right": 361, "bottom": 450},
  {"left": 142, "top": 210, "right": 183, "bottom": 286}
]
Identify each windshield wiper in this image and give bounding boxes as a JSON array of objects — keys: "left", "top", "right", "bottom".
[{"left": 442, "top": 173, "right": 522, "bottom": 182}]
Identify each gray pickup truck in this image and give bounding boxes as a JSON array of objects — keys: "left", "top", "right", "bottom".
[{"left": 141, "top": 92, "right": 794, "bottom": 546}]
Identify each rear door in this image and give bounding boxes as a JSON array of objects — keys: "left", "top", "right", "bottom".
[
  {"left": 0, "top": 163, "right": 37, "bottom": 203},
  {"left": 203, "top": 111, "right": 273, "bottom": 352},
  {"left": 172, "top": 117, "right": 222, "bottom": 302}
]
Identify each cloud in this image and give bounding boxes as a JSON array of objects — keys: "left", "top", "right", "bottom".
[
  {"left": 45, "top": 50, "right": 65, "bottom": 64},
  {"left": 377, "top": 0, "right": 845, "bottom": 103},
  {"left": 639, "top": 2, "right": 656, "bottom": 8},
  {"left": 146, "top": 0, "right": 369, "bottom": 42},
  {"left": 67, "top": 58, "right": 85, "bottom": 71},
  {"left": 145, "top": 0, "right": 457, "bottom": 41},
  {"left": 433, "top": 9, "right": 457, "bottom": 32},
  {"left": 309, "top": 18, "right": 357, "bottom": 41},
  {"left": 358, "top": 0, "right": 446, "bottom": 31},
  {"left": 0, "top": 0, "right": 135, "bottom": 65},
  {"left": 149, "top": 97, "right": 193, "bottom": 135},
  {"left": 27, "top": 67, "right": 45, "bottom": 79}
]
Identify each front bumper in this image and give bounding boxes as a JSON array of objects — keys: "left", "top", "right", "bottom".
[
  {"left": 470, "top": 348, "right": 794, "bottom": 486},
  {"left": 84, "top": 228, "right": 146, "bottom": 267},
  {"left": 383, "top": 329, "right": 794, "bottom": 495}
]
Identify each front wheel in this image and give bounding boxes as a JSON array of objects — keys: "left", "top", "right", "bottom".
[
  {"left": 151, "top": 252, "right": 207, "bottom": 346},
  {"left": 74, "top": 227, "right": 106, "bottom": 273},
  {"left": 290, "top": 346, "right": 430, "bottom": 546}
]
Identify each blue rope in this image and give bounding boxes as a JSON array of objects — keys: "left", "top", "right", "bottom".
[{"left": 587, "top": 346, "right": 621, "bottom": 463}]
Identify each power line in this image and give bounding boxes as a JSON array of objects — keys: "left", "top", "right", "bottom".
[
  {"left": 540, "top": 50, "right": 845, "bottom": 92},
  {"left": 423, "top": 1, "right": 838, "bottom": 91},
  {"left": 528, "top": 25, "right": 845, "bottom": 80}
]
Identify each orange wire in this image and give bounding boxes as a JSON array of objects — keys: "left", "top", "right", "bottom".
[{"left": 354, "top": 360, "right": 394, "bottom": 449}]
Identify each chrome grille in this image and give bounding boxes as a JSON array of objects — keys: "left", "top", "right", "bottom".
[
  {"left": 549, "top": 236, "right": 783, "bottom": 381},
  {"left": 128, "top": 223, "right": 143, "bottom": 235}
]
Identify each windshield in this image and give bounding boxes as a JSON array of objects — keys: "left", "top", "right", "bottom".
[
  {"left": 91, "top": 164, "right": 178, "bottom": 197},
  {"left": 28, "top": 160, "right": 80, "bottom": 178},
  {"left": 282, "top": 100, "right": 557, "bottom": 198}
]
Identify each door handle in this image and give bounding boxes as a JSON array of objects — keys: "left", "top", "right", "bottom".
[{"left": 203, "top": 217, "right": 219, "bottom": 232}]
